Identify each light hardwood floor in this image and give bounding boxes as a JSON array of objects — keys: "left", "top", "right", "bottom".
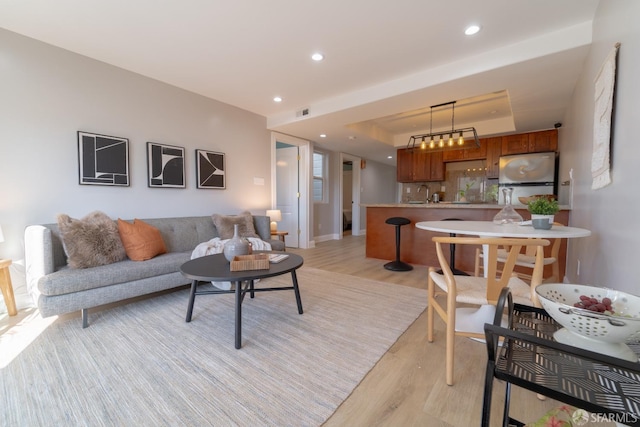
[
  {"left": 289, "top": 235, "right": 613, "bottom": 427},
  {"left": 0, "top": 234, "right": 613, "bottom": 426}
]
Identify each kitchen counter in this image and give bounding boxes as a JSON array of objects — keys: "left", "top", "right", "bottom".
[
  {"left": 365, "top": 204, "right": 571, "bottom": 277},
  {"left": 364, "top": 202, "right": 571, "bottom": 209}
]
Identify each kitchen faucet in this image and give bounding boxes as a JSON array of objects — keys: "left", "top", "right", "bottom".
[{"left": 417, "top": 184, "right": 429, "bottom": 202}]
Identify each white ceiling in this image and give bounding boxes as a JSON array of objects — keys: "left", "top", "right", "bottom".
[{"left": 0, "top": 0, "right": 600, "bottom": 166}]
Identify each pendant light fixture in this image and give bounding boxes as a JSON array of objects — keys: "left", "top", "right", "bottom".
[
  {"left": 429, "top": 106, "right": 435, "bottom": 148},
  {"left": 406, "top": 100, "right": 480, "bottom": 152}
]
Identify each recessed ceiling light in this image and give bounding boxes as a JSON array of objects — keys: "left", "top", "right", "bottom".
[
  {"left": 273, "top": 96, "right": 282, "bottom": 102},
  {"left": 311, "top": 52, "right": 324, "bottom": 61},
  {"left": 320, "top": 134, "right": 326, "bottom": 138},
  {"left": 387, "top": 156, "right": 393, "bottom": 159},
  {"left": 464, "top": 25, "right": 481, "bottom": 36}
]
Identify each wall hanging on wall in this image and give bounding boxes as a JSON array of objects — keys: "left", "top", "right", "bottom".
[
  {"left": 592, "top": 42, "right": 620, "bottom": 190},
  {"left": 77, "top": 131, "right": 130, "bottom": 186},
  {"left": 195, "top": 149, "right": 226, "bottom": 189},
  {"left": 147, "top": 142, "right": 185, "bottom": 188}
]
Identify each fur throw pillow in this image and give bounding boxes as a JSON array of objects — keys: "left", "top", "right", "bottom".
[
  {"left": 57, "top": 211, "right": 127, "bottom": 269},
  {"left": 211, "top": 211, "right": 259, "bottom": 240}
]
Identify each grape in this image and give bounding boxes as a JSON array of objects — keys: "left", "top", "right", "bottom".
[{"left": 575, "top": 295, "right": 614, "bottom": 314}]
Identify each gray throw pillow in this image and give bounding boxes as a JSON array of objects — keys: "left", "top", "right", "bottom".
[
  {"left": 57, "top": 211, "right": 127, "bottom": 269},
  {"left": 212, "top": 211, "right": 260, "bottom": 240}
]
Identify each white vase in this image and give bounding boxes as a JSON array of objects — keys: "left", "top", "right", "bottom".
[
  {"left": 531, "top": 214, "right": 554, "bottom": 228},
  {"left": 223, "top": 224, "right": 250, "bottom": 262}
]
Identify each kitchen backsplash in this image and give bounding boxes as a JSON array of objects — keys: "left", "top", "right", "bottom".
[{"left": 401, "top": 160, "right": 499, "bottom": 203}]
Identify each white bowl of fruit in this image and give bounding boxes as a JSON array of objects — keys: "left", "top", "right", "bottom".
[{"left": 535, "top": 283, "right": 640, "bottom": 361}]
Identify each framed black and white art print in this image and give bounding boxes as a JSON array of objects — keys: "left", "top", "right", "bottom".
[
  {"left": 78, "top": 131, "right": 130, "bottom": 186},
  {"left": 196, "top": 149, "right": 226, "bottom": 189},
  {"left": 147, "top": 142, "right": 185, "bottom": 188}
]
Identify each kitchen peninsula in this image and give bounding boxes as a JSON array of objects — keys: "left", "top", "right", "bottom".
[{"left": 365, "top": 203, "right": 570, "bottom": 278}]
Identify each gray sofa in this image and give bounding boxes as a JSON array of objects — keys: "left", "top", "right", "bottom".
[{"left": 24, "top": 215, "right": 284, "bottom": 327}]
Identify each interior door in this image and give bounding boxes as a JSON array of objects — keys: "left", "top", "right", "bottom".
[{"left": 276, "top": 145, "right": 299, "bottom": 247}]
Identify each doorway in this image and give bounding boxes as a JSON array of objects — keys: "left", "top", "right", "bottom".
[
  {"left": 340, "top": 153, "right": 361, "bottom": 237},
  {"left": 275, "top": 143, "right": 299, "bottom": 247},
  {"left": 271, "top": 133, "right": 311, "bottom": 249},
  {"left": 342, "top": 161, "right": 353, "bottom": 236}
]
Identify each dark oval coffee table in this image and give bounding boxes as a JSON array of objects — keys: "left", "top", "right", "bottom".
[{"left": 180, "top": 251, "right": 304, "bottom": 349}]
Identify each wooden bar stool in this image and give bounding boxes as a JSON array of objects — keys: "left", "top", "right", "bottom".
[{"left": 384, "top": 217, "right": 413, "bottom": 271}]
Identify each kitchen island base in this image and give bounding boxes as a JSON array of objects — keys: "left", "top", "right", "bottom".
[{"left": 365, "top": 205, "right": 570, "bottom": 279}]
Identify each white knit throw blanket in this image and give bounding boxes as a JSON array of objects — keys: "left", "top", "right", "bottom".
[{"left": 191, "top": 237, "right": 272, "bottom": 290}]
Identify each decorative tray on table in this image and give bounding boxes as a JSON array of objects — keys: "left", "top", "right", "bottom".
[{"left": 230, "top": 254, "right": 270, "bottom": 271}]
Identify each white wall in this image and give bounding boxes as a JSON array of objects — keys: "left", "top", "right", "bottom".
[
  {"left": 314, "top": 151, "right": 397, "bottom": 240},
  {"left": 560, "top": 0, "right": 640, "bottom": 292},
  {"left": 0, "top": 29, "right": 271, "bottom": 261},
  {"left": 359, "top": 160, "right": 397, "bottom": 231}
]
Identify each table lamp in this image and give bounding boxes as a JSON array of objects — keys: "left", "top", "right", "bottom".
[{"left": 266, "top": 210, "right": 282, "bottom": 232}]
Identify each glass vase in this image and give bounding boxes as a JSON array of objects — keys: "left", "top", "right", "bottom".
[{"left": 492, "top": 188, "right": 523, "bottom": 224}]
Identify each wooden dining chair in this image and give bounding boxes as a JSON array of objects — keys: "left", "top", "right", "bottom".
[
  {"left": 473, "top": 223, "right": 564, "bottom": 283},
  {"left": 427, "top": 236, "right": 550, "bottom": 386}
]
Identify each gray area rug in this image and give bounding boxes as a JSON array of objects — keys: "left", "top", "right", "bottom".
[{"left": 1, "top": 267, "right": 426, "bottom": 427}]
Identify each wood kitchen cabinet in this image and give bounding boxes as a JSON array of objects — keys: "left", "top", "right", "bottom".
[
  {"left": 463, "top": 138, "right": 488, "bottom": 160},
  {"left": 501, "top": 130, "right": 558, "bottom": 155},
  {"left": 400, "top": 130, "right": 557, "bottom": 182},
  {"left": 485, "top": 137, "right": 502, "bottom": 178},
  {"left": 442, "top": 138, "right": 487, "bottom": 161},
  {"left": 396, "top": 148, "right": 414, "bottom": 182},
  {"left": 396, "top": 148, "right": 444, "bottom": 182},
  {"left": 528, "top": 129, "right": 558, "bottom": 153},
  {"left": 501, "top": 134, "right": 530, "bottom": 155},
  {"left": 429, "top": 150, "right": 444, "bottom": 181},
  {"left": 412, "top": 149, "right": 431, "bottom": 181},
  {"left": 442, "top": 148, "right": 465, "bottom": 162}
]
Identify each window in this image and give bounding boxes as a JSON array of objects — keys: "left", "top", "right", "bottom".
[{"left": 313, "top": 151, "right": 327, "bottom": 202}]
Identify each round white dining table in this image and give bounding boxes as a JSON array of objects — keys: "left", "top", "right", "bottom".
[
  {"left": 415, "top": 220, "right": 591, "bottom": 334},
  {"left": 415, "top": 220, "right": 591, "bottom": 239}
]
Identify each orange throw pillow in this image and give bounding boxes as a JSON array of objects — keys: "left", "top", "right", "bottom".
[{"left": 117, "top": 219, "right": 167, "bottom": 261}]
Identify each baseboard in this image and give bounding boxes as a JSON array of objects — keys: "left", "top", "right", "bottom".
[{"left": 315, "top": 233, "right": 336, "bottom": 243}]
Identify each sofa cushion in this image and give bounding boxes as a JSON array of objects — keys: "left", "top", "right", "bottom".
[
  {"left": 57, "top": 211, "right": 127, "bottom": 269},
  {"left": 212, "top": 211, "right": 259, "bottom": 239},
  {"left": 118, "top": 219, "right": 168, "bottom": 261},
  {"left": 38, "top": 251, "right": 191, "bottom": 296}
]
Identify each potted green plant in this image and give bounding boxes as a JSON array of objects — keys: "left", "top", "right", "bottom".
[{"left": 527, "top": 197, "right": 559, "bottom": 228}]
